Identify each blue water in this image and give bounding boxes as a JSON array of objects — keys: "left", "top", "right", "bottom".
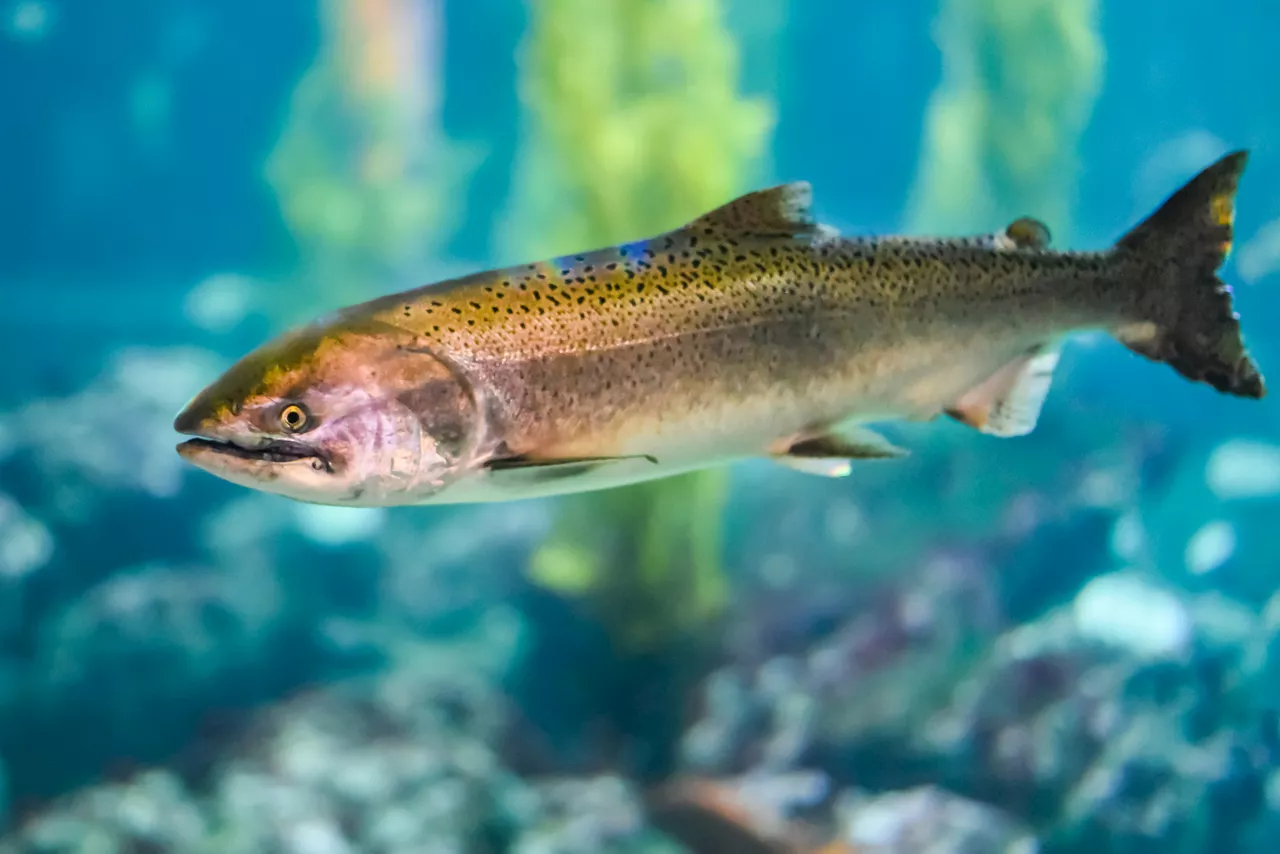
[{"left": 2, "top": 2, "right": 1279, "bottom": 851}]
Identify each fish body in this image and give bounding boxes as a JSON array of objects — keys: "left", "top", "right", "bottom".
[{"left": 175, "top": 151, "right": 1265, "bottom": 506}]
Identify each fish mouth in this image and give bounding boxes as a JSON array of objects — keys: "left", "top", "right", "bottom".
[{"left": 177, "top": 437, "right": 333, "bottom": 472}]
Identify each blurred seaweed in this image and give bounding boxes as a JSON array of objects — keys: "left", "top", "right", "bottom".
[
  {"left": 489, "top": 0, "right": 777, "bottom": 781},
  {"left": 266, "top": 0, "right": 483, "bottom": 320},
  {"left": 905, "top": 0, "right": 1104, "bottom": 241}
]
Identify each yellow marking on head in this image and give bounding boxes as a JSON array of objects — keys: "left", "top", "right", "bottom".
[
  {"left": 1211, "top": 193, "right": 1235, "bottom": 227},
  {"left": 252, "top": 330, "right": 352, "bottom": 391}
]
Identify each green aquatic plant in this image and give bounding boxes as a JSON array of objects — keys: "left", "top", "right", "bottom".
[
  {"left": 880, "top": 0, "right": 1109, "bottom": 576},
  {"left": 501, "top": 0, "right": 776, "bottom": 654},
  {"left": 900, "top": 0, "right": 1107, "bottom": 537},
  {"left": 905, "top": 0, "right": 1105, "bottom": 242},
  {"left": 266, "top": 0, "right": 480, "bottom": 324}
]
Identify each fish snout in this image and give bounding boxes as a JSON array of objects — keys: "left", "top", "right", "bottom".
[
  {"left": 173, "top": 398, "right": 208, "bottom": 436},
  {"left": 173, "top": 387, "right": 240, "bottom": 441}
]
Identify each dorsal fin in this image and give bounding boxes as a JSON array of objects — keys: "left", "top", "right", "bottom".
[{"left": 687, "top": 182, "right": 818, "bottom": 238}]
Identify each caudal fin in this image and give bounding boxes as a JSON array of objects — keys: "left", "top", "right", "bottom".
[{"left": 1113, "top": 149, "right": 1265, "bottom": 398}]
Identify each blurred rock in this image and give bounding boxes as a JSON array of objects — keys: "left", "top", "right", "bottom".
[
  {"left": 516, "top": 776, "right": 645, "bottom": 854},
  {"left": 3, "top": 346, "right": 224, "bottom": 503},
  {"left": 684, "top": 551, "right": 1280, "bottom": 853},
  {"left": 0, "top": 655, "right": 661, "bottom": 854},
  {"left": 31, "top": 560, "right": 285, "bottom": 707},
  {"left": 1132, "top": 437, "right": 1280, "bottom": 607},
  {"left": 837, "top": 786, "right": 1037, "bottom": 854},
  {"left": 1071, "top": 571, "right": 1191, "bottom": 658},
  {"left": 0, "top": 493, "right": 53, "bottom": 582},
  {"left": 920, "top": 586, "right": 1277, "bottom": 853},
  {"left": 682, "top": 551, "right": 1004, "bottom": 788},
  {"left": 1184, "top": 520, "right": 1236, "bottom": 577},
  {"left": 1205, "top": 440, "right": 1280, "bottom": 501}
]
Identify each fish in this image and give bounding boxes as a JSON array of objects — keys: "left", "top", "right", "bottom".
[
  {"left": 644, "top": 775, "right": 853, "bottom": 854},
  {"left": 174, "top": 150, "right": 1266, "bottom": 506}
]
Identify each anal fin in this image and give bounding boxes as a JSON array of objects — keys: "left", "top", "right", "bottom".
[
  {"left": 946, "top": 346, "right": 1060, "bottom": 437},
  {"left": 770, "top": 425, "right": 908, "bottom": 478}
]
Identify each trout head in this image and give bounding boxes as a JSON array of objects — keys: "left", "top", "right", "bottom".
[{"left": 174, "top": 317, "right": 479, "bottom": 505}]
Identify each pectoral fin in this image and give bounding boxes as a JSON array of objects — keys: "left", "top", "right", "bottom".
[
  {"left": 484, "top": 453, "right": 659, "bottom": 486},
  {"left": 770, "top": 425, "right": 908, "bottom": 478},
  {"left": 946, "top": 346, "right": 1060, "bottom": 437}
]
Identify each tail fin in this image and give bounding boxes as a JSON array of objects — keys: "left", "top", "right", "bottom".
[{"left": 1114, "top": 149, "right": 1266, "bottom": 399}]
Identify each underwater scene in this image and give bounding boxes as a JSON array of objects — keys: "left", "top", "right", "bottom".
[{"left": 4, "top": 0, "right": 1280, "bottom": 851}]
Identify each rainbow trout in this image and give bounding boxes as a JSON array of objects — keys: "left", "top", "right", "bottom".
[{"left": 175, "top": 151, "right": 1265, "bottom": 506}]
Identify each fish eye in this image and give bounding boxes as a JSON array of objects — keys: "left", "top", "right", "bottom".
[{"left": 279, "top": 403, "right": 310, "bottom": 433}]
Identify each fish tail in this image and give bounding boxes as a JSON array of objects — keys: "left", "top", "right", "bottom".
[{"left": 1111, "top": 149, "right": 1265, "bottom": 398}]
